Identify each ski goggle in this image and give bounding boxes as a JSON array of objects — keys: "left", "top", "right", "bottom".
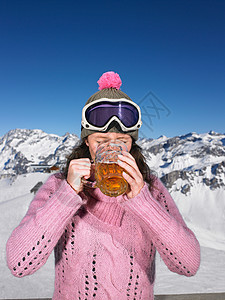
[{"left": 81, "top": 98, "right": 142, "bottom": 132}]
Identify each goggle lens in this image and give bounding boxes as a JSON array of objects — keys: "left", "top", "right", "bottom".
[{"left": 85, "top": 101, "right": 139, "bottom": 128}]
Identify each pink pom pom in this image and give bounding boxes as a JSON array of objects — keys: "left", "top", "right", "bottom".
[{"left": 97, "top": 71, "right": 122, "bottom": 90}]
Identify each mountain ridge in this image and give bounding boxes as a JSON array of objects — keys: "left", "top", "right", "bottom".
[{"left": 0, "top": 128, "right": 225, "bottom": 194}]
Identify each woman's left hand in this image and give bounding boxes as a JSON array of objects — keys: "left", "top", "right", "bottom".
[{"left": 118, "top": 151, "right": 144, "bottom": 198}]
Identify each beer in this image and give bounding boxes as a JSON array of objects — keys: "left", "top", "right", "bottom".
[
  {"left": 95, "top": 162, "right": 128, "bottom": 197},
  {"left": 81, "top": 141, "right": 129, "bottom": 197}
]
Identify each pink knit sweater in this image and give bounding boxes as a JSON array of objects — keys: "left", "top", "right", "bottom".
[{"left": 6, "top": 173, "right": 200, "bottom": 299}]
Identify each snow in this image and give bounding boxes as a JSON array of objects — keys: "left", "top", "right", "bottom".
[
  {"left": 155, "top": 247, "right": 225, "bottom": 294},
  {"left": 172, "top": 183, "right": 225, "bottom": 243},
  {"left": 0, "top": 129, "right": 79, "bottom": 175},
  {"left": 138, "top": 131, "right": 225, "bottom": 177},
  {"left": 0, "top": 173, "right": 225, "bottom": 298}
]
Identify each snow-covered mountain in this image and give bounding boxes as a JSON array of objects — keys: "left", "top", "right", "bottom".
[
  {"left": 1, "top": 129, "right": 225, "bottom": 195},
  {"left": 0, "top": 128, "right": 79, "bottom": 177},
  {"left": 1, "top": 128, "right": 225, "bottom": 203},
  {"left": 139, "top": 131, "right": 225, "bottom": 191}
]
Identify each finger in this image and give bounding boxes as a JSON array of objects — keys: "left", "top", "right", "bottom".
[
  {"left": 67, "top": 169, "right": 91, "bottom": 193},
  {"left": 69, "top": 159, "right": 91, "bottom": 167},
  {"left": 71, "top": 167, "right": 91, "bottom": 177},
  {"left": 118, "top": 162, "right": 143, "bottom": 189},
  {"left": 70, "top": 158, "right": 90, "bottom": 162},
  {"left": 118, "top": 155, "right": 142, "bottom": 178},
  {"left": 68, "top": 163, "right": 91, "bottom": 183},
  {"left": 118, "top": 159, "right": 135, "bottom": 177},
  {"left": 69, "top": 162, "right": 91, "bottom": 173},
  {"left": 122, "top": 170, "right": 144, "bottom": 192},
  {"left": 121, "top": 150, "right": 135, "bottom": 159},
  {"left": 122, "top": 171, "right": 144, "bottom": 198},
  {"left": 118, "top": 152, "right": 137, "bottom": 167},
  {"left": 118, "top": 154, "right": 143, "bottom": 180},
  {"left": 118, "top": 152, "right": 144, "bottom": 198},
  {"left": 70, "top": 165, "right": 91, "bottom": 172},
  {"left": 122, "top": 170, "right": 136, "bottom": 184}
]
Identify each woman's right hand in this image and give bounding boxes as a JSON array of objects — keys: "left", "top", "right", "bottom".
[{"left": 66, "top": 158, "right": 92, "bottom": 194}]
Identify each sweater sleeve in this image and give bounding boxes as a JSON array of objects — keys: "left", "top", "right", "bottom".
[
  {"left": 122, "top": 177, "right": 200, "bottom": 277},
  {"left": 6, "top": 173, "right": 83, "bottom": 278}
]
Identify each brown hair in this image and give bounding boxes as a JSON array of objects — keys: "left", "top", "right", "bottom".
[{"left": 62, "top": 139, "right": 154, "bottom": 189}]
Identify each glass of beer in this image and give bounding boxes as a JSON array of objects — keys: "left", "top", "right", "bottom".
[
  {"left": 94, "top": 141, "right": 128, "bottom": 197},
  {"left": 82, "top": 141, "right": 128, "bottom": 197}
]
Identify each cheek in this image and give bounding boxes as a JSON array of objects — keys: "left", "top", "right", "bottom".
[
  {"left": 126, "top": 142, "right": 132, "bottom": 152},
  {"left": 89, "top": 145, "right": 97, "bottom": 160}
]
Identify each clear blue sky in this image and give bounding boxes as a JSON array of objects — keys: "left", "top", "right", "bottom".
[{"left": 0, "top": 0, "right": 224, "bottom": 139}]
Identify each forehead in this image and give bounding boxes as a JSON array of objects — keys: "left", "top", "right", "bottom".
[{"left": 89, "top": 132, "right": 131, "bottom": 140}]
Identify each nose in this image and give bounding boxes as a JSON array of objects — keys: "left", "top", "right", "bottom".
[{"left": 107, "top": 132, "right": 119, "bottom": 142}]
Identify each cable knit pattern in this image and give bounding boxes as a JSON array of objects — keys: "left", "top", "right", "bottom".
[{"left": 6, "top": 173, "right": 200, "bottom": 299}]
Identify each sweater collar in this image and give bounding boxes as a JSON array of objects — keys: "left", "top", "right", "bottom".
[{"left": 83, "top": 188, "right": 126, "bottom": 227}]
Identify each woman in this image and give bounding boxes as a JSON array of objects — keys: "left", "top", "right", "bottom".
[{"left": 6, "top": 72, "right": 200, "bottom": 299}]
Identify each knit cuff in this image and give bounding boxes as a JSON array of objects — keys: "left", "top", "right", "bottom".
[{"left": 57, "top": 179, "right": 83, "bottom": 207}]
